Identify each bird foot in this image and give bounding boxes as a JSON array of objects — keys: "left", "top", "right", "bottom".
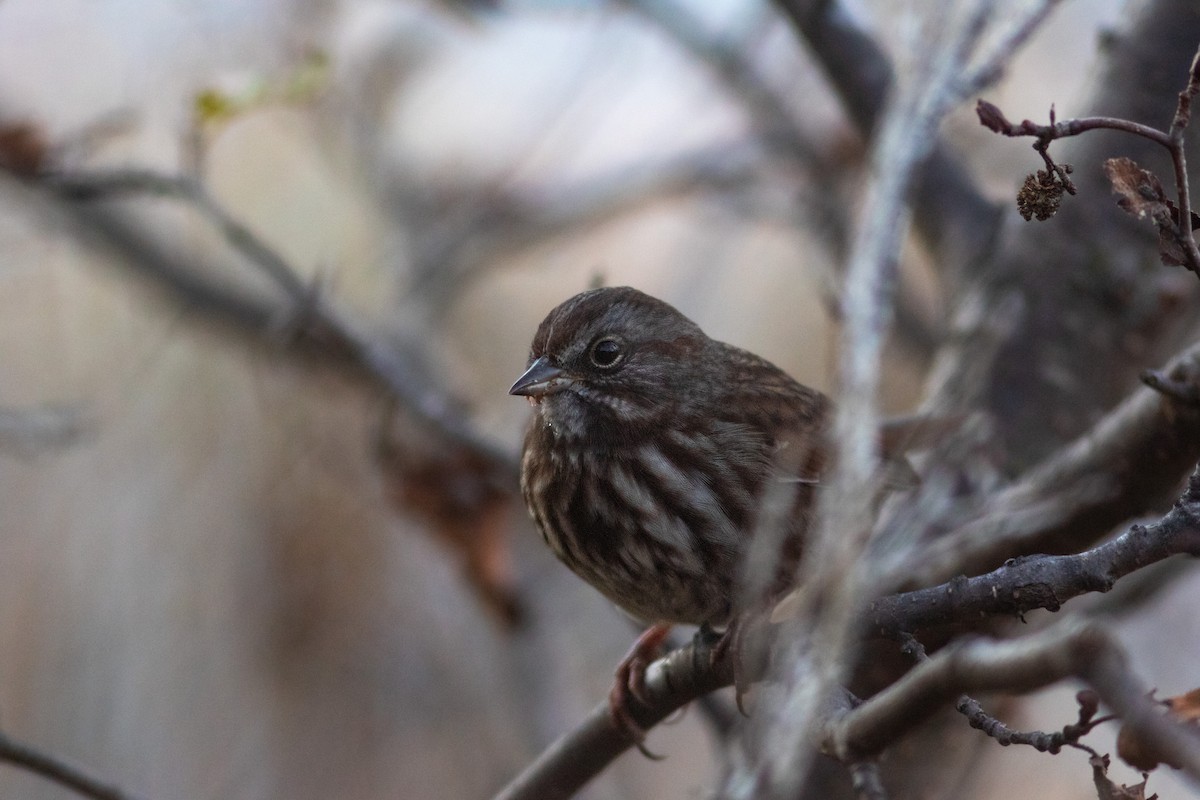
[
  {"left": 708, "top": 614, "right": 758, "bottom": 716},
  {"left": 609, "top": 623, "right": 672, "bottom": 759}
]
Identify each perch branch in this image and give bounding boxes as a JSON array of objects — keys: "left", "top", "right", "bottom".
[
  {"left": 491, "top": 463, "right": 1200, "bottom": 800},
  {"left": 491, "top": 638, "right": 732, "bottom": 800}
]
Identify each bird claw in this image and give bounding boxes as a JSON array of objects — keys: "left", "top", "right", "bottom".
[
  {"left": 709, "top": 615, "right": 756, "bottom": 716},
  {"left": 608, "top": 623, "right": 672, "bottom": 759}
]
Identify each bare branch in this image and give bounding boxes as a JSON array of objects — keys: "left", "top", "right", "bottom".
[
  {"left": 901, "top": 635, "right": 1107, "bottom": 756},
  {"left": 912, "top": 337, "right": 1200, "bottom": 586},
  {"left": 978, "top": 69, "right": 1200, "bottom": 276},
  {"left": 491, "top": 637, "right": 732, "bottom": 800},
  {"left": 403, "top": 140, "right": 777, "bottom": 316},
  {"left": 7, "top": 168, "right": 517, "bottom": 483},
  {"left": 875, "top": 463, "right": 1200, "bottom": 635},
  {"left": 825, "top": 618, "right": 1200, "bottom": 782},
  {"left": 492, "top": 461, "right": 1200, "bottom": 800},
  {"left": 616, "top": 0, "right": 825, "bottom": 164}
]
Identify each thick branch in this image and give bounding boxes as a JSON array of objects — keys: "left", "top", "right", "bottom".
[{"left": 873, "top": 465, "right": 1200, "bottom": 635}]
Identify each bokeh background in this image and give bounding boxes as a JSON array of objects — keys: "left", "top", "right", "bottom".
[{"left": 2, "top": 1, "right": 1198, "bottom": 799}]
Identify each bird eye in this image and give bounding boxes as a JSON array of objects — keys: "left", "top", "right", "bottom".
[{"left": 589, "top": 337, "right": 624, "bottom": 368}]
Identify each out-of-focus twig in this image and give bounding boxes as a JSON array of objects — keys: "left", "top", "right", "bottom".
[
  {"left": 0, "top": 405, "right": 87, "bottom": 458},
  {"left": 21, "top": 168, "right": 516, "bottom": 482},
  {"left": 745, "top": 4, "right": 1057, "bottom": 796},
  {"left": 402, "top": 140, "right": 773, "bottom": 315},
  {"left": 0, "top": 728, "right": 150, "bottom": 800},
  {"left": 772, "top": 0, "right": 1006, "bottom": 278}
]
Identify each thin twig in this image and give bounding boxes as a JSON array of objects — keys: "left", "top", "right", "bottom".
[
  {"left": 825, "top": 618, "right": 1200, "bottom": 780},
  {"left": 979, "top": 41, "right": 1200, "bottom": 275},
  {"left": 901, "top": 634, "right": 1104, "bottom": 756},
  {"left": 1168, "top": 45, "right": 1200, "bottom": 275}
]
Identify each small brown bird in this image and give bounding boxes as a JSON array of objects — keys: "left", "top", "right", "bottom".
[
  {"left": 511, "top": 287, "right": 950, "bottom": 739},
  {"left": 510, "top": 286, "right": 845, "bottom": 736},
  {"left": 511, "top": 287, "right": 832, "bottom": 619}
]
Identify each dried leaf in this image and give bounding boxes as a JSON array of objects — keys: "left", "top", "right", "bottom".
[
  {"left": 1117, "top": 686, "right": 1200, "bottom": 770},
  {"left": 1091, "top": 753, "right": 1155, "bottom": 800},
  {"left": 1104, "top": 157, "right": 1169, "bottom": 219},
  {"left": 0, "top": 121, "right": 49, "bottom": 177},
  {"left": 377, "top": 408, "right": 524, "bottom": 628},
  {"left": 1103, "top": 157, "right": 1195, "bottom": 267},
  {"left": 1166, "top": 687, "right": 1200, "bottom": 722}
]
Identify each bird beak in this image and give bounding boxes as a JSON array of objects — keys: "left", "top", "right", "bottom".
[{"left": 509, "top": 356, "right": 569, "bottom": 400}]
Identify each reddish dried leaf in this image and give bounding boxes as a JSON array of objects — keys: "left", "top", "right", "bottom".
[
  {"left": 0, "top": 122, "right": 48, "bottom": 177},
  {"left": 377, "top": 409, "right": 524, "bottom": 628},
  {"left": 1116, "top": 686, "right": 1200, "bottom": 770},
  {"left": 1117, "top": 723, "right": 1166, "bottom": 772},
  {"left": 1166, "top": 687, "right": 1200, "bottom": 722}
]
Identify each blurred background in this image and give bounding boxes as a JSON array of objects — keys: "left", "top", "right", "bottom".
[{"left": 2, "top": 1, "right": 1198, "bottom": 799}]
